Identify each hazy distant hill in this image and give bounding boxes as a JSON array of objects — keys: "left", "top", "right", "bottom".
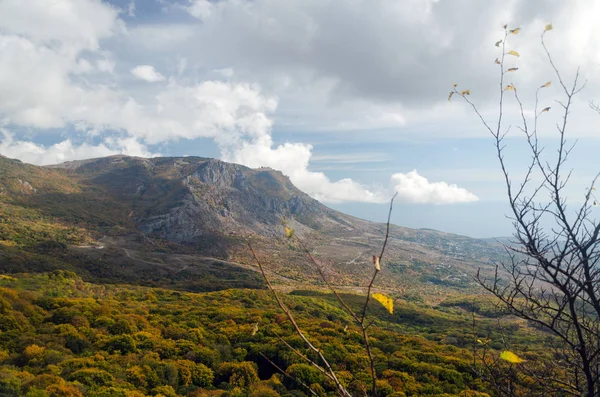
[{"left": 0, "top": 155, "right": 507, "bottom": 292}]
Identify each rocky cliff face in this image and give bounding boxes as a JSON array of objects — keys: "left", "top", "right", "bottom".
[
  {"left": 47, "top": 155, "right": 339, "bottom": 244},
  {"left": 1, "top": 154, "right": 507, "bottom": 290}
]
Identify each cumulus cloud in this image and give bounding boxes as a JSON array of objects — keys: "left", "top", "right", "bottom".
[
  {"left": 0, "top": 0, "right": 481, "bottom": 205},
  {"left": 131, "top": 65, "right": 165, "bottom": 82},
  {"left": 0, "top": 0, "right": 122, "bottom": 129},
  {"left": 156, "top": 0, "right": 600, "bottom": 138},
  {"left": 0, "top": 0, "right": 120, "bottom": 51},
  {"left": 391, "top": 171, "right": 479, "bottom": 204},
  {"left": 0, "top": 129, "right": 155, "bottom": 166}
]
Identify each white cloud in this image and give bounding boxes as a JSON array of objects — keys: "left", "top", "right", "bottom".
[
  {"left": 131, "top": 65, "right": 166, "bottom": 82},
  {"left": 0, "top": 0, "right": 120, "bottom": 51},
  {"left": 0, "top": 129, "right": 155, "bottom": 166},
  {"left": 0, "top": 0, "right": 481, "bottom": 205},
  {"left": 187, "top": 0, "right": 214, "bottom": 20},
  {"left": 391, "top": 170, "right": 479, "bottom": 204},
  {"left": 127, "top": 1, "right": 136, "bottom": 18},
  {"left": 0, "top": 0, "right": 122, "bottom": 129}
]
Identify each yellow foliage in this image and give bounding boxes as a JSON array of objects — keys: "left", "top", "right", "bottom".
[
  {"left": 284, "top": 226, "right": 294, "bottom": 239},
  {"left": 507, "top": 50, "right": 520, "bottom": 57},
  {"left": 500, "top": 350, "right": 526, "bottom": 363},
  {"left": 372, "top": 293, "right": 394, "bottom": 314},
  {"left": 545, "top": 23, "right": 553, "bottom": 31},
  {"left": 510, "top": 28, "right": 520, "bottom": 34},
  {"left": 24, "top": 344, "right": 46, "bottom": 359}
]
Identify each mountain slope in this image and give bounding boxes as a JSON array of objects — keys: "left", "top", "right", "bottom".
[{"left": 0, "top": 155, "right": 506, "bottom": 293}]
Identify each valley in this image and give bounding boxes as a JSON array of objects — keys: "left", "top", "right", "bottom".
[{"left": 0, "top": 154, "right": 543, "bottom": 397}]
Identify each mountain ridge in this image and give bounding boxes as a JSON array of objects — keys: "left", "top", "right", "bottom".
[{"left": 0, "top": 154, "right": 506, "bottom": 293}]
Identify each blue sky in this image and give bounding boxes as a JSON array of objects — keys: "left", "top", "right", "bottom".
[{"left": 1, "top": 0, "right": 600, "bottom": 237}]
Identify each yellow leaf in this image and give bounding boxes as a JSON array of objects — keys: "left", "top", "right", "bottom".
[
  {"left": 510, "top": 28, "right": 520, "bottom": 34},
  {"left": 505, "top": 84, "right": 515, "bottom": 91},
  {"left": 461, "top": 89, "right": 471, "bottom": 96},
  {"left": 507, "top": 50, "right": 520, "bottom": 57},
  {"left": 540, "top": 81, "right": 551, "bottom": 88},
  {"left": 251, "top": 323, "right": 259, "bottom": 336},
  {"left": 495, "top": 40, "right": 502, "bottom": 47},
  {"left": 500, "top": 350, "right": 526, "bottom": 364},
  {"left": 285, "top": 226, "right": 294, "bottom": 239},
  {"left": 494, "top": 58, "right": 501, "bottom": 64},
  {"left": 545, "top": 23, "right": 553, "bottom": 31},
  {"left": 507, "top": 67, "right": 518, "bottom": 72},
  {"left": 372, "top": 293, "right": 394, "bottom": 314},
  {"left": 541, "top": 107, "right": 551, "bottom": 112},
  {"left": 373, "top": 255, "right": 381, "bottom": 271},
  {"left": 453, "top": 83, "right": 457, "bottom": 87}
]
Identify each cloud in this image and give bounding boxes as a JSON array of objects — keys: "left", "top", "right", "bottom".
[
  {"left": 131, "top": 65, "right": 166, "bottom": 82},
  {"left": 0, "top": 129, "right": 155, "bottom": 166},
  {"left": 0, "top": 0, "right": 120, "bottom": 51},
  {"left": 0, "top": 0, "right": 122, "bottom": 129},
  {"left": 186, "top": 0, "right": 213, "bottom": 20},
  {"left": 0, "top": 0, "right": 481, "bottom": 205},
  {"left": 127, "top": 1, "right": 136, "bottom": 18},
  {"left": 391, "top": 170, "right": 479, "bottom": 204},
  {"left": 163, "top": 0, "right": 600, "bottom": 137}
]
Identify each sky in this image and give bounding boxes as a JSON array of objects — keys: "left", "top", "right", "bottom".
[{"left": 1, "top": 0, "right": 600, "bottom": 238}]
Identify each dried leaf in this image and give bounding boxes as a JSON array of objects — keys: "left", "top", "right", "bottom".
[
  {"left": 510, "top": 28, "right": 520, "bottom": 34},
  {"left": 461, "top": 89, "right": 471, "bottom": 96},
  {"left": 507, "top": 67, "right": 519, "bottom": 72},
  {"left": 448, "top": 91, "right": 454, "bottom": 101},
  {"left": 494, "top": 58, "right": 501, "bottom": 64},
  {"left": 453, "top": 83, "right": 457, "bottom": 87},
  {"left": 541, "top": 107, "right": 551, "bottom": 113},
  {"left": 545, "top": 23, "right": 553, "bottom": 31},
  {"left": 500, "top": 350, "right": 526, "bottom": 364},
  {"left": 540, "top": 81, "right": 551, "bottom": 88},
  {"left": 285, "top": 226, "right": 294, "bottom": 239},
  {"left": 251, "top": 323, "right": 259, "bottom": 336},
  {"left": 505, "top": 84, "right": 515, "bottom": 91},
  {"left": 495, "top": 40, "right": 502, "bottom": 47},
  {"left": 373, "top": 255, "right": 381, "bottom": 271},
  {"left": 372, "top": 293, "right": 394, "bottom": 314},
  {"left": 503, "top": 24, "right": 508, "bottom": 29},
  {"left": 507, "top": 50, "right": 520, "bottom": 57}
]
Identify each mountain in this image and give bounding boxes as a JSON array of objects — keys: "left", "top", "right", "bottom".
[{"left": 0, "top": 155, "right": 507, "bottom": 294}]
